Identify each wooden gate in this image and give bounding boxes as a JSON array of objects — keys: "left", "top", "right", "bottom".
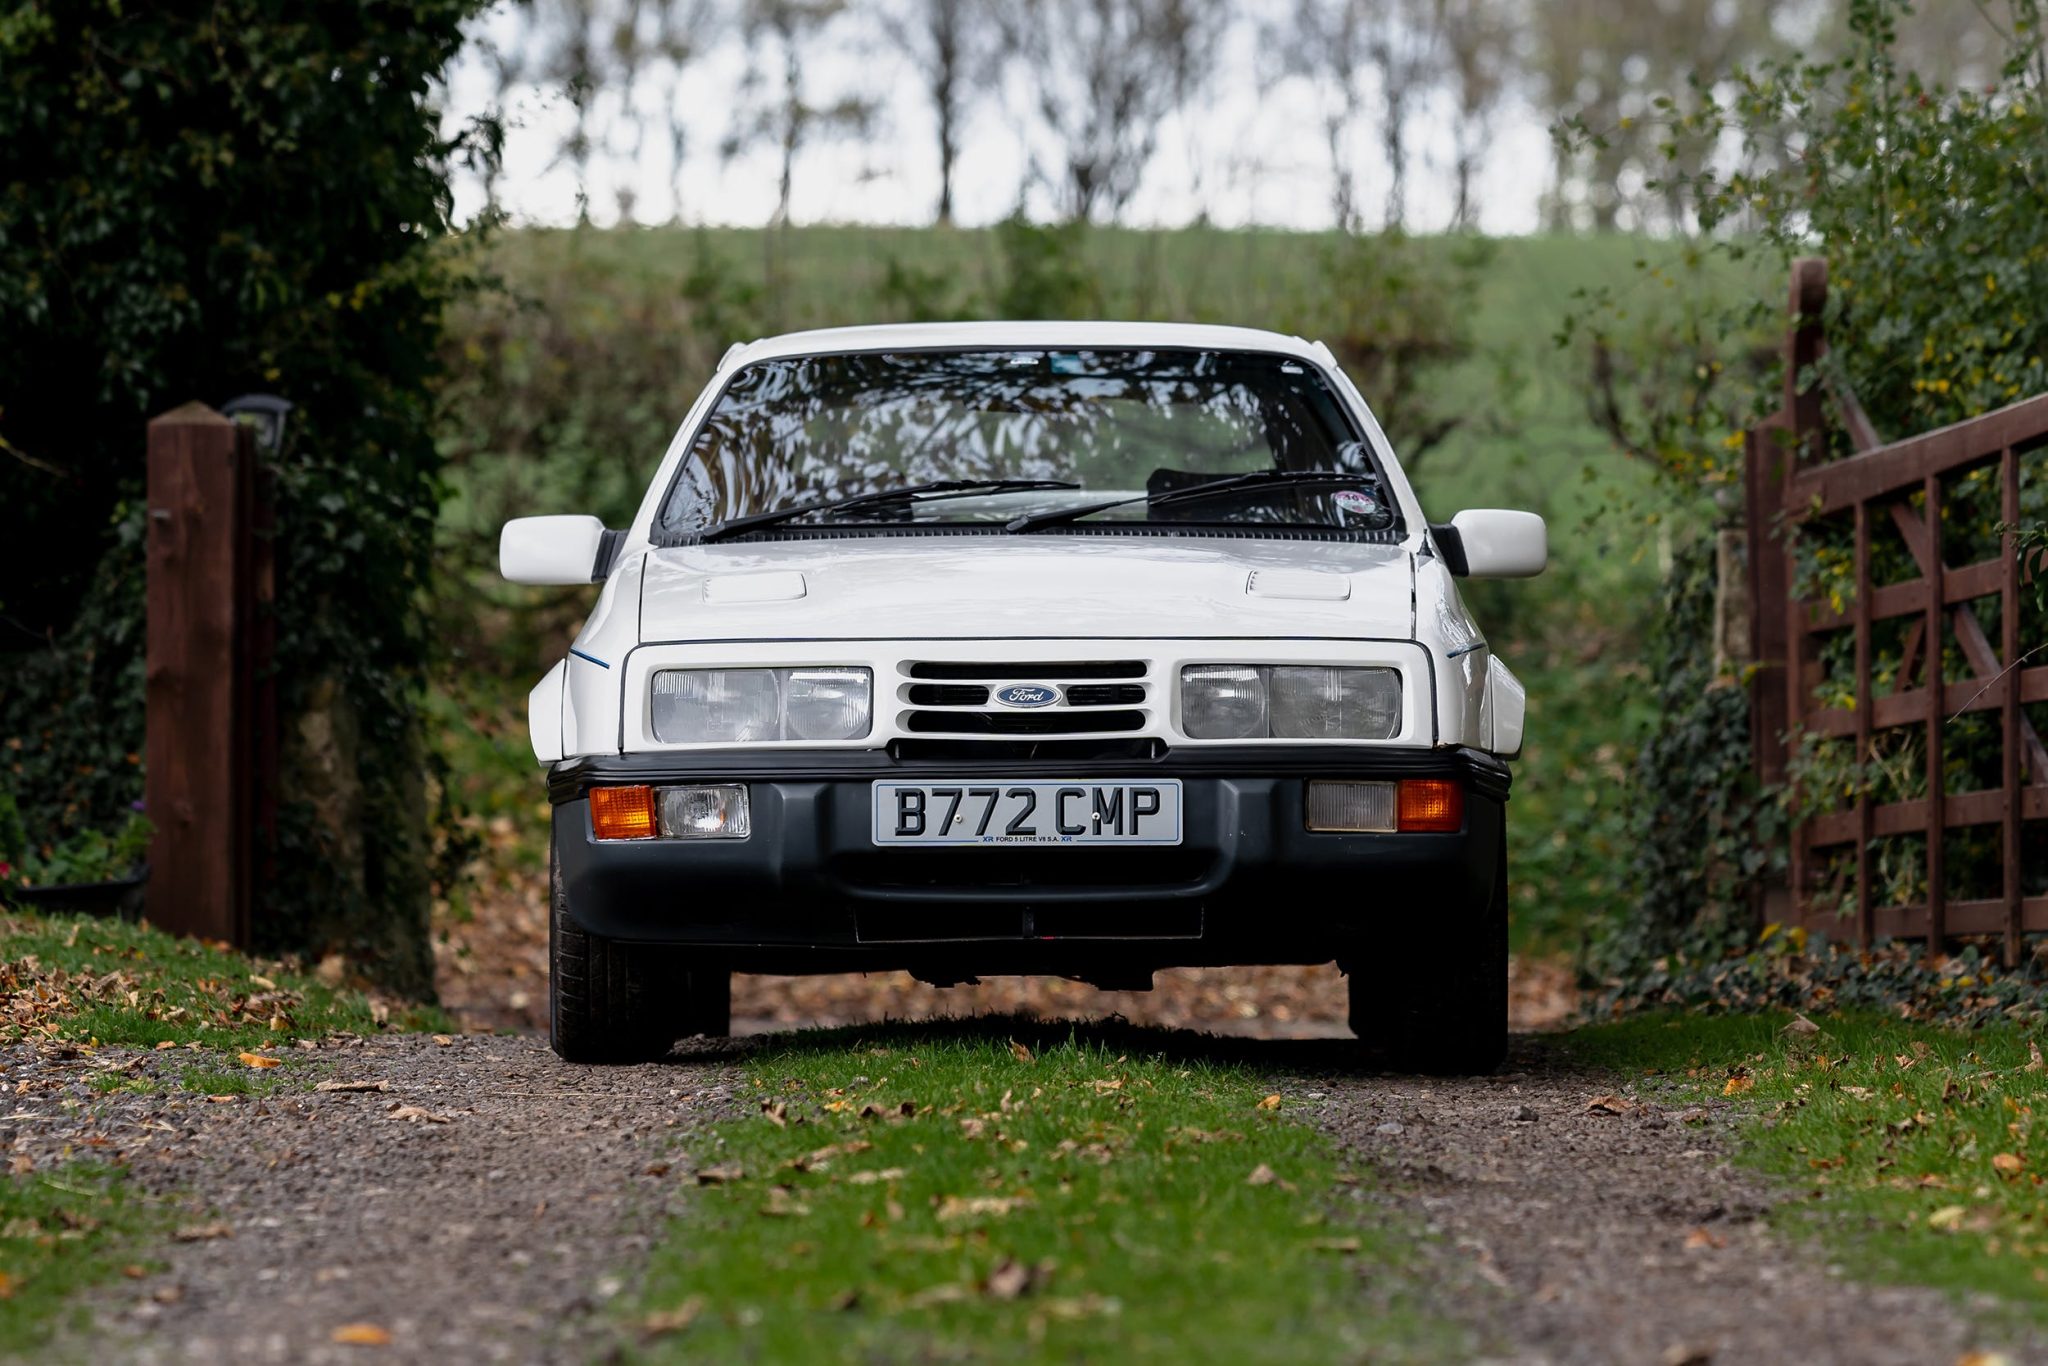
[{"left": 1746, "top": 259, "right": 2047, "bottom": 964}]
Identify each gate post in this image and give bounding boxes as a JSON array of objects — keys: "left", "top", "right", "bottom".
[{"left": 145, "top": 403, "right": 256, "bottom": 946}]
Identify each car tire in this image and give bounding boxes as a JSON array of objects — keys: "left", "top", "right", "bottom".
[
  {"left": 549, "top": 849, "right": 685, "bottom": 1064},
  {"left": 1348, "top": 844, "right": 1508, "bottom": 1076}
]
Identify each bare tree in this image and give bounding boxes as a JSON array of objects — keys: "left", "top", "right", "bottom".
[
  {"left": 1002, "top": 0, "right": 1226, "bottom": 223},
  {"left": 1276, "top": 0, "right": 1442, "bottom": 232},
  {"left": 1272, "top": 0, "right": 1371, "bottom": 231},
  {"left": 1364, "top": 0, "right": 1443, "bottom": 229},
  {"left": 877, "top": 0, "right": 1003, "bottom": 224},
  {"left": 728, "top": 0, "right": 874, "bottom": 224},
  {"left": 1437, "top": 0, "right": 1515, "bottom": 230},
  {"left": 1529, "top": 0, "right": 1788, "bottom": 232},
  {"left": 489, "top": 0, "right": 725, "bottom": 223}
]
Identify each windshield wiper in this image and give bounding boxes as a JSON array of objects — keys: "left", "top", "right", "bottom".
[
  {"left": 1002, "top": 469, "right": 1377, "bottom": 534},
  {"left": 689, "top": 479, "right": 1081, "bottom": 544}
]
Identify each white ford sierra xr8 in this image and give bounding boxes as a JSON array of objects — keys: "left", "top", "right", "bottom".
[{"left": 501, "top": 321, "right": 1545, "bottom": 1072}]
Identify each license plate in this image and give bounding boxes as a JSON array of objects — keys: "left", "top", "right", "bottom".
[{"left": 871, "top": 780, "right": 1184, "bottom": 846}]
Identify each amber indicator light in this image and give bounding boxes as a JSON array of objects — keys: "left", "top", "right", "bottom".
[
  {"left": 590, "top": 785, "right": 659, "bottom": 841},
  {"left": 1396, "top": 778, "right": 1463, "bottom": 833}
]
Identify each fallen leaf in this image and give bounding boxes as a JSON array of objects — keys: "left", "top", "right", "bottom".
[
  {"left": 844, "top": 1168, "right": 908, "bottom": 1185},
  {"left": 314, "top": 1080, "right": 390, "bottom": 1094},
  {"left": 1010, "top": 1039, "right": 1035, "bottom": 1065},
  {"left": 760, "top": 1186, "right": 811, "bottom": 1217},
  {"left": 1927, "top": 1205, "right": 1967, "bottom": 1232},
  {"left": 385, "top": 1105, "right": 453, "bottom": 1124},
  {"left": 1683, "top": 1227, "right": 1726, "bottom": 1250},
  {"left": 641, "top": 1297, "right": 703, "bottom": 1339},
  {"left": 761, "top": 1100, "right": 788, "bottom": 1127},
  {"left": 1957, "top": 1353, "right": 2014, "bottom": 1366},
  {"left": 331, "top": 1323, "right": 391, "bottom": 1347},
  {"left": 152, "top": 1283, "right": 185, "bottom": 1305},
  {"left": 695, "top": 1163, "right": 745, "bottom": 1185},
  {"left": 907, "top": 1282, "right": 973, "bottom": 1308},
  {"left": 0, "top": 1271, "right": 15, "bottom": 1300},
  {"left": 958, "top": 1117, "right": 986, "bottom": 1139},
  {"left": 1585, "top": 1095, "right": 1637, "bottom": 1115},
  {"left": 1722, "top": 1075, "right": 1754, "bottom": 1097},
  {"left": 985, "top": 1257, "right": 1040, "bottom": 1300},
  {"left": 237, "top": 1051, "right": 280, "bottom": 1069},
  {"left": 1257, "top": 1094, "right": 1282, "bottom": 1111},
  {"left": 1782, "top": 1014, "right": 1821, "bottom": 1037},
  {"left": 2025, "top": 1041, "right": 2045, "bottom": 1075},
  {"left": 1991, "top": 1153, "right": 2024, "bottom": 1177},
  {"left": 1309, "top": 1237, "right": 1362, "bottom": 1252},
  {"left": 431, "top": 1034, "right": 455, "bottom": 1047},
  {"left": 172, "top": 1222, "right": 233, "bottom": 1242},
  {"left": 935, "top": 1194, "right": 1030, "bottom": 1220}
]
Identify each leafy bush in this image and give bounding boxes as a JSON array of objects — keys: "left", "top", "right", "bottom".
[
  {"left": 1564, "top": 0, "right": 2048, "bottom": 976},
  {"left": 0, "top": 1, "right": 496, "bottom": 991},
  {"left": 0, "top": 793, "right": 151, "bottom": 889}
]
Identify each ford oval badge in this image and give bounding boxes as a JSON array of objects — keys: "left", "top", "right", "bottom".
[{"left": 994, "top": 683, "right": 1061, "bottom": 708}]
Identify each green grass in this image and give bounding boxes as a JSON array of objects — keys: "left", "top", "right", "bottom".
[
  {"left": 1564, "top": 1013, "right": 2048, "bottom": 1319},
  {"left": 633, "top": 1019, "right": 1459, "bottom": 1363},
  {"left": 176, "top": 1063, "right": 291, "bottom": 1097},
  {"left": 0, "top": 1163, "right": 158, "bottom": 1353},
  {"left": 0, "top": 908, "right": 454, "bottom": 1048}
]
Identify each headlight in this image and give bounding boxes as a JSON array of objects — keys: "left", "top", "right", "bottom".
[
  {"left": 1180, "top": 664, "right": 1268, "bottom": 739},
  {"left": 1180, "top": 665, "right": 1400, "bottom": 740},
  {"left": 783, "top": 668, "right": 872, "bottom": 740},
  {"left": 650, "top": 668, "right": 872, "bottom": 743},
  {"left": 1269, "top": 666, "right": 1401, "bottom": 740}
]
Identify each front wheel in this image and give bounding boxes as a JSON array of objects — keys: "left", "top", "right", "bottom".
[
  {"left": 548, "top": 848, "right": 729, "bottom": 1062},
  {"left": 1348, "top": 845, "right": 1508, "bottom": 1076}
]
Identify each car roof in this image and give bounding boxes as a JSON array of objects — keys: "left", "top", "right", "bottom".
[{"left": 717, "top": 321, "right": 1336, "bottom": 371}]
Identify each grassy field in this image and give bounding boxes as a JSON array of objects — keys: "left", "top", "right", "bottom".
[
  {"left": 0, "top": 1164, "right": 158, "bottom": 1354},
  {"left": 0, "top": 909, "right": 453, "bottom": 1049},
  {"left": 633, "top": 1019, "right": 1459, "bottom": 1364},
  {"left": 1566, "top": 1013, "right": 2048, "bottom": 1322}
]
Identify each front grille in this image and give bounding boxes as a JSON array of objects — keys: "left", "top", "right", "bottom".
[
  {"left": 907, "top": 683, "right": 989, "bottom": 706},
  {"left": 908, "top": 660, "right": 1145, "bottom": 680},
  {"left": 905, "top": 709, "right": 1146, "bottom": 735},
  {"left": 1065, "top": 683, "right": 1145, "bottom": 706},
  {"left": 900, "top": 658, "right": 1155, "bottom": 738}
]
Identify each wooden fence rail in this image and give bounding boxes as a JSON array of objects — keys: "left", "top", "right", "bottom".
[{"left": 1747, "top": 260, "right": 2046, "bottom": 964}]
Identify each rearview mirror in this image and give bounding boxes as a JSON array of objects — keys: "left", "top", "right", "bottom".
[
  {"left": 500, "top": 515, "right": 611, "bottom": 586},
  {"left": 1434, "top": 509, "right": 1546, "bottom": 579}
]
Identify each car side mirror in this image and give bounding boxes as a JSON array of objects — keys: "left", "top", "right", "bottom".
[
  {"left": 500, "top": 515, "right": 618, "bottom": 585},
  {"left": 1431, "top": 509, "right": 1547, "bottom": 579}
]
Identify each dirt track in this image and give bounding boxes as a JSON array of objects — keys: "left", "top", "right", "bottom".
[{"left": 5, "top": 1027, "right": 2028, "bottom": 1365}]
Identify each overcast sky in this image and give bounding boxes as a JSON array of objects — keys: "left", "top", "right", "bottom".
[{"left": 441, "top": 2, "right": 1557, "bottom": 235}]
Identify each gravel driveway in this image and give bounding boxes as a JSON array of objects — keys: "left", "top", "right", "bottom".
[{"left": 4, "top": 1028, "right": 2025, "bottom": 1365}]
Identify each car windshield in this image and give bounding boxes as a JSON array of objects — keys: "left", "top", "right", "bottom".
[{"left": 652, "top": 348, "right": 1400, "bottom": 541}]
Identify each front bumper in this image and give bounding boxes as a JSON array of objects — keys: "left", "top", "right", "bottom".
[{"left": 548, "top": 745, "right": 1508, "bottom": 977}]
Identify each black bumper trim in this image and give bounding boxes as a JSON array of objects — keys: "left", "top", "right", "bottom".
[{"left": 547, "top": 743, "right": 1511, "bottom": 805}]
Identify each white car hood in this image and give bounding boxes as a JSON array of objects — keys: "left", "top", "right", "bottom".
[{"left": 638, "top": 537, "right": 1415, "bottom": 642}]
